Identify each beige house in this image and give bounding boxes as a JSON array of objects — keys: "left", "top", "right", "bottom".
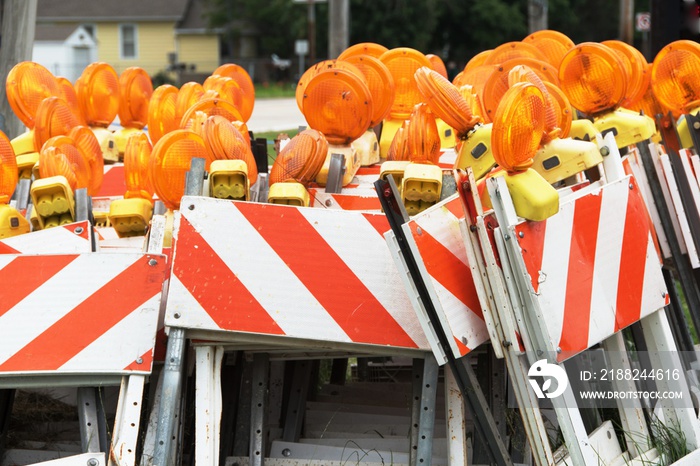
[{"left": 34, "top": 0, "right": 221, "bottom": 81}]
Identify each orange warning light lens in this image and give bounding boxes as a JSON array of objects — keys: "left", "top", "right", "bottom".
[
  {"left": 387, "top": 120, "right": 410, "bottom": 162},
  {"left": 148, "top": 84, "right": 179, "bottom": 145},
  {"left": 523, "top": 30, "right": 575, "bottom": 67},
  {"left": 118, "top": 67, "right": 153, "bottom": 129},
  {"left": 543, "top": 81, "right": 573, "bottom": 138},
  {"left": 338, "top": 42, "right": 389, "bottom": 60},
  {"left": 6, "top": 61, "right": 61, "bottom": 129},
  {"left": 482, "top": 58, "right": 558, "bottom": 123},
  {"left": 175, "top": 82, "right": 205, "bottom": 122},
  {"left": 0, "top": 131, "right": 17, "bottom": 203},
  {"left": 602, "top": 40, "right": 647, "bottom": 107},
  {"left": 491, "top": 83, "right": 546, "bottom": 173},
  {"left": 149, "top": 129, "right": 212, "bottom": 209},
  {"left": 507, "top": 65, "right": 560, "bottom": 143},
  {"left": 202, "top": 115, "right": 258, "bottom": 186},
  {"left": 426, "top": 54, "right": 448, "bottom": 79},
  {"left": 68, "top": 126, "right": 104, "bottom": 196},
  {"left": 379, "top": 47, "right": 432, "bottom": 119},
  {"left": 75, "top": 62, "right": 120, "bottom": 127},
  {"left": 203, "top": 76, "right": 244, "bottom": 114},
  {"left": 651, "top": 40, "right": 700, "bottom": 115},
  {"left": 483, "top": 41, "right": 547, "bottom": 66},
  {"left": 295, "top": 59, "right": 365, "bottom": 113},
  {"left": 39, "top": 135, "right": 91, "bottom": 191},
  {"left": 269, "top": 129, "right": 328, "bottom": 185},
  {"left": 301, "top": 68, "right": 372, "bottom": 145},
  {"left": 123, "top": 132, "right": 154, "bottom": 201},
  {"left": 213, "top": 63, "right": 255, "bottom": 122},
  {"left": 342, "top": 54, "right": 395, "bottom": 127},
  {"left": 56, "top": 77, "right": 86, "bottom": 126},
  {"left": 415, "top": 66, "right": 480, "bottom": 138},
  {"left": 464, "top": 50, "right": 493, "bottom": 73},
  {"left": 180, "top": 98, "right": 244, "bottom": 131},
  {"left": 558, "top": 42, "right": 627, "bottom": 115},
  {"left": 407, "top": 103, "right": 441, "bottom": 164},
  {"left": 34, "top": 97, "right": 79, "bottom": 151}
]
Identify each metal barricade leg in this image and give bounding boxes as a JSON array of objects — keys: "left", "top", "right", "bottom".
[
  {"left": 77, "top": 387, "right": 102, "bottom": 454},
  {"left": 281, "top": 360, "right": 312, "bottom": 443},
  {"left": 151, "top": 328, "right": 187, "bottom": 466},
  {"left": 444, "top": 364, "right": 468, "bottom": 466},
  {"left": 411, "top": 355, "right": 438, "bottom": 466},
  {"left": 195, "top": 345, "right": 224, "bottom": 466},
  {"left": 110, "top": 375, "right": 146, "bottom": 466},
  {"left": 249, "top": 353, "right": 269, "bottom": 466}
]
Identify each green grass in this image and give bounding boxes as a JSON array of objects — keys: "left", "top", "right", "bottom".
[
  {"left": 254, "top": 82, "right": 297, "bottom": 99},
  {"left": 252, "top": 128, "right": 300, "bottom": 164}
]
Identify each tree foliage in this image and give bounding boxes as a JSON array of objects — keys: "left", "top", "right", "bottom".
[{"left": 204, "top": 0, "right": 634, "bottom": 67}]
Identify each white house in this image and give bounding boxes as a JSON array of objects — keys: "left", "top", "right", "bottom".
[{"left": 33, "top": 24, "right": 98, "bottom": 82}]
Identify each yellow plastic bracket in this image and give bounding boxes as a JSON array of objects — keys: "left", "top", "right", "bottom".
[
  {"left": 16, "top": 152, "right": 39, "bottom": 180},
  {"left": 30, "top": 175, "right": 75, "bottom": 230},
  {"left": 268, "top": 181, "right": 310, "bottom": 207},
  {"left": 91, "top": 127, "right": 120, "bottom": 163},
  {"left": 108, "top": 197, "right": 153, "bottom": 237},
  {"left": 436, "top": 118, "right": 457, "bottom": 149},
  {"left": 454, "top": 123, "right": 495, "bottom": 180},
  {"left": 10, "top": 130, "right": 36, "bottom": 155},
  {"left": 593, "top": 108, "right": 656, "bottom": 148},
  {"left": 401, "top": 162, "right": 443, "bottom": 216},
  {"left": 379, "top": 160, "right": 410, "bottom": 193},
  {"left": 315, "top": 144, "right": 359, "bottom": 187},
  {"left": 379, "top": 117, "right": 404, "bottom": 159},
  {"left": 113, "top": 127, "right": 144, "bottom": 156},
  {"left": 503, "top": 169, "right": 559, "bottom": 221},
  {"left": 351, "top": 129, "right": 380, "bottom": 167},
  {"left": 569, "top": 118, "right": 598, "bottom": 143},
  {"left": 533, "top": 137, "right": 603, "bottom": 185},
  {"left": 0, "top": 204, "right": 30, "bottom": 239},
  {"left": 209, "top": 159, "right": 250, "bottom": 200}
]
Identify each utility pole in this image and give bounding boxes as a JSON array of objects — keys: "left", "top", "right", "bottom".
[
  {"left": 328, "top": 0, "right": 349, "bottom": 59},
  {"left": 619, "top": 0, "right": 634, "bottom": 44},
  {"left": 528, "top": 0, "right": 548, "bottom": 33},
  {"left": 0, "top": 0, "right": 37, "bottom": 139}
]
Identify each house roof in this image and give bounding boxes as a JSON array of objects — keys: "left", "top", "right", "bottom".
[
  {"left": 176, "top": 0, "right": 208, "bottom": 31},
  {"left": 37, "top": 0, "right": 190, "bottom": 22},
  {"left": 34, "top": 23, "right": 77, "bottom": 41}
]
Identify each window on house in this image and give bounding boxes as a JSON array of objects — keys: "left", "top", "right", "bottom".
[{"left": 120, "top": 24, "right": 137, "bottom": 59}]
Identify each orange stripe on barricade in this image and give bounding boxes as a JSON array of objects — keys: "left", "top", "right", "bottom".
[{"left": 236, "top": 203, "right": 418, "bottom": 348}]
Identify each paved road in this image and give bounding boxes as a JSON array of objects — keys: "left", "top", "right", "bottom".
[{"left": 247, "top": 97, "right": 307, "bottom": 133}]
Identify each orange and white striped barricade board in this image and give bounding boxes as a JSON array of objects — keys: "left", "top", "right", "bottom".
[
  {"left": 0, "top": 252, "right": 167, "bottom": 379},
  {"left": 0, "top": 251, "right": 168, "bottom": 466},
  {"left": 165, "top": 196, "right": 430, "bottom": 354},
  {"left": 384, "top": 194, "right": 490, "bottom": 364},
  {"left": 483, "top": 167, "right": 700, "bottom": 465},
  {"left": 0, "top": 221, "right": 93, "bottom": 254}
]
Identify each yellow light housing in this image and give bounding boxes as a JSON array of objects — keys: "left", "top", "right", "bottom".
[
  {"left": 108, "top": 197, "right": 153, "bottom": 237},
  {"left": 401, "top": 162, "right": 443, "bottom": 215},
  {"left": 209, "top": 159, "right": 250, "bottom": 200},
  {"left": 30, "top": 176, "right": 75, "bottom": 229},
  {"left": 267, "top": 181, "right": 310, "bottom": 206},
  {"left": 202, "top": 115, "right": 258, "bottom": 186}
]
